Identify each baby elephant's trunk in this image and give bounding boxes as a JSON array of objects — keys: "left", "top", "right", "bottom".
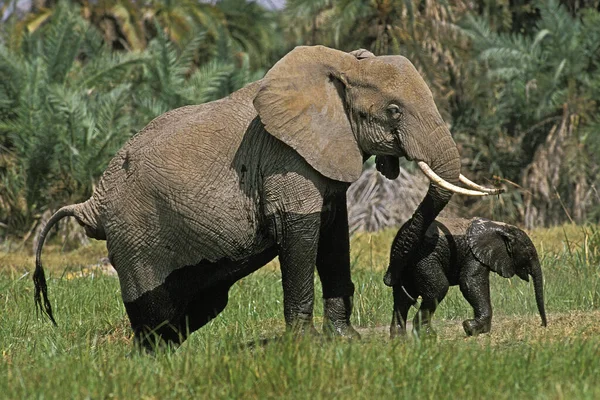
[
  {"left": 531, "top": 260, "right": 547, "bottom": 327},
  {"left": 34, "top": 200, "right": 103, "bottom": 325}
]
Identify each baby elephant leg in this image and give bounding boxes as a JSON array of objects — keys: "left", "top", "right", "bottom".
[
  {"left": 413, "top": 297, "right": 445, "bottom": 337},
  {"left": 459, "top": 263, "right": 492, "bottom": 336},
  {"left": 412, "top": 272, "right": 449, "bottom": 336},
  {"left": 390, "top": 284, "right": 417, "bottom": 338}
]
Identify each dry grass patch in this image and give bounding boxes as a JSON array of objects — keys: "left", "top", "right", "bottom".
[
  {"left": 528, "top": 224, "right": 596, "bottom": 254},
  {"left": 3, "top": 224, "right": 596, "bottom": 276},
  {"left": 96, "top": 319, "right": 135, "bottom": 347},
  {"left": 350, "top": 229, "right": 396, "bottom": 272},
  {"left": 0, "top": 240, "right": 108, "bottom": 275}
]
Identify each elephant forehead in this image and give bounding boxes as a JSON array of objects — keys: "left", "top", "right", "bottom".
[{"left": 359, "top": 57, "right": 433, "bottom": 101}]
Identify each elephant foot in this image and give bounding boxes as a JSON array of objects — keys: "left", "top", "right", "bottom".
[
  {"left": 322, "top": 297, "right": 361, "bottom": 340},
  {"left": 390, "top": 324, "right": 408, "bottom": 339},
  {"left": 323, "top": 319, "right": 361, "bottom": 339},
  {"left": 413, "top": 324, "right": 437, "bottom": 339},
  {"left": 462, "top": 319, "right": 491, "bottom": 336},
  {"left": 286, "top": 313, "right": 320, "bottom": 338}
]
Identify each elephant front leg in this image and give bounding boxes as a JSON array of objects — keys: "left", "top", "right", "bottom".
[
  {"left": 277, "top": 213, "right": 320, "bottom": 336},
  {"left": 316, "top": 193, "right": 360, "bottom": 339},
  {"left": 459, "top": 265, "right": 493, "bottom": 336}
]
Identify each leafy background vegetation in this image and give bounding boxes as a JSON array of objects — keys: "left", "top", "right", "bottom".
[{"left": 0, "top": 0, "right": 599, "bottom": 243}]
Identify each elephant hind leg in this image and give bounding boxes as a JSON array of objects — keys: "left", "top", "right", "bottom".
[
  {"left": 124, "top": 281, "right": 231, "bottom": 352},
  {"left": 179, "top": 282, "right": 231, "bottom": 335},
  {"left": 413, "top": 271, "right": 449, "bottom": 336},
  {"left": 391, "top": 284, "right": 417, "bottom": 338},
  {"left": 124, "top": 285, "right": 185, "bottom": 351},
  {"left": 119, "top": 248, "right": 278, "bottom": 351},
  {"left": 413, "top": 297, "right": 444, "bottom": 336}
]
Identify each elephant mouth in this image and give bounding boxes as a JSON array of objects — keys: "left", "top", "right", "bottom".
[
  {"left": 391, "top": 127, "right": 501, "bottom": 197},
  {"left": 416, "top": 161, "right": 504, "bottom": 197},
  {"left": 392, "top": 130, "right": 410, "bottom": 160}
]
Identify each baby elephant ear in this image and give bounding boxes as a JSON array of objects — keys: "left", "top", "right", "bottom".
[
  {"left": 253, "top": 46, "right": 364, "bottom": 183},
  {"left": 467, "top": 218, "right": 516, "bottom": 278}
]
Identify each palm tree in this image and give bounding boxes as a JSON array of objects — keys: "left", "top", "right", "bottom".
[
  {"left": 133, "top": 26, "right": 265, "bottom": 122},
  {"left": 458, "top": 0, "right": 600, "bottom": 227},
  {"left": 0, "top": 2, "right": 146, "bottom": 236},
  {"left": 217, "top": 0, "right": 286, "bottom": 68}
]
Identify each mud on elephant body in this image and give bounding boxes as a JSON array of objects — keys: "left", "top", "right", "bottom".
[
  {"left": 34, "top": 46, "right": 497, "bottom": 350},
  {"left": 388, "top": 217, "right": 548, "bottom": 338}
]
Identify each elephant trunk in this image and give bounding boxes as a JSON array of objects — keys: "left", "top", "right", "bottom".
[
  {"left": 531, "top": 260, "right": 548, "bottom": 327},
  {"left": 384, "top": 184, "right": 453, "bottom": 286},
  {"left": 384, "top": 130, "right": 459, "bottom": 287}
]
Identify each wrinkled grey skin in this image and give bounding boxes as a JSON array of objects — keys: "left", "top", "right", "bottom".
[
  {"left": 33, "top": 45, "right": 465, "bottom": 350},
  {"left": 389, "top": 217, "right": 548, "bottom": 338}
]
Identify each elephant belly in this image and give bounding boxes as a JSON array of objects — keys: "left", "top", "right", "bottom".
[{"left": 104, "top": 170, "right": 274, "bottom": 303}]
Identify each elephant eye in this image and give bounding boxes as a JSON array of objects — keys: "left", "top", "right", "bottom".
[{"left": 387, "top": 104, "right": 402, "bottom": 119}]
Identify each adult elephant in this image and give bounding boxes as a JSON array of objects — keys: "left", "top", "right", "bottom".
[{"left": 34, "top": 45, "right": 498, "bottom": 349}]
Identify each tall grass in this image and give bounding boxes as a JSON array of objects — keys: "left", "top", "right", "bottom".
[{"left": 1, "top": 226, "right": 599, "bottom": 398}]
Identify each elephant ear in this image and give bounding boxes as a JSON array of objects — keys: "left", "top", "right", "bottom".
[
  {"left": 467, "top": 218, "right": 516, "bottom": 278},
  {"left": 375, "top": 155, "right": 400, "bottom": 180},
  {"left": 253, "top": 46, "right": 364, "bottom": 183}
]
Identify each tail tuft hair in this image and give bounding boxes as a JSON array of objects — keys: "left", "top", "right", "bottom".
[{"left": 33, "top": 263, "right": 57, "bottom": 326}]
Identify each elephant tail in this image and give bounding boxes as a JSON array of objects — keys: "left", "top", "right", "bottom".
[{"left": 34, "top": 200, "right": 104, "bottom": 325}]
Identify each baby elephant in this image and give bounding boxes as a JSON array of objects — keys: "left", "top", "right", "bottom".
[{"left": 387, "top": 217, "right": 547, "bottom": 337}]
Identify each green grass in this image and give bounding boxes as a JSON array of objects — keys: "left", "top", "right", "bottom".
[{"left": 1, "top": 225, "right": 600, "bottom": 399}]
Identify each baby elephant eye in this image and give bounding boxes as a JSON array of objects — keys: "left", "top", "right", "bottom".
[{"left": 387, "top": 104, "right": 402, "bottom": 119}]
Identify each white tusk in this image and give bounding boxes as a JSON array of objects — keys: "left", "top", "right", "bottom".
[
  {"left": 459, "top": 174, "right": 504, "bottom": 195},
  {"left": 417, "top": 161, "right": 493, "bottom": 197}
]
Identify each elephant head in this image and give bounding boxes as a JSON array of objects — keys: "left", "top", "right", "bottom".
[
  {"left": 253, "top": 46, "right": 501, "bottom": 189},
  {"left": 467, "top": 218, "right": 547, "bottom": 327}
]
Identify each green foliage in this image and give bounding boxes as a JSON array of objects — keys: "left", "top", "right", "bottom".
[
  {"left": 455, "top": 0, "right": 600, "bottom": 226},
  {"left": 0, "top": 2, "right": 145, "bottom": 235},
  {"left": 134, "top": 26, "right": 265, "bottom": 123},
  {"left": 217, "top": 0, "right": 286, "bottom": 68}
]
